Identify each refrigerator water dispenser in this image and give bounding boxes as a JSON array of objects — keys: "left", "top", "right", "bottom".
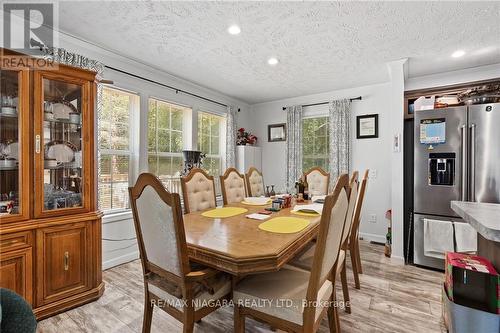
[{"left": 429, "top": 153, "right": 455, "bottom": 186}]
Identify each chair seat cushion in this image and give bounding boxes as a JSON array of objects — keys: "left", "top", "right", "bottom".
[
  {"left": 290, "top": 244, "right": 345, "bottom": 275},
  {"left": 147, "top": 263, "right": 231, "bottom": 311},
  {"left": 233, "top": 265, "right": 332, "bottom": 325}
]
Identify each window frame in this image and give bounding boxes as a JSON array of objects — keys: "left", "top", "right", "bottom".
[
  {"left": 147, "top": 97, "right": 190, "bottom": 189},
  {"left": 302, "top": 115, "right": 330, "bottom": 173},
  {"left": 99, "top": 86, "right": 139, "bottom": 214},
  {"left": 197, "top": 110, "right": 226, "bottom": 177}
]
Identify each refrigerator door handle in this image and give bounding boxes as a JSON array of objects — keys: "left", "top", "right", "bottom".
[
  {"left": 461, "top": 124, "right": 467, "bottom": 201},
  {"left": 469, "top": 123, "right": 476, "bottom": 202}
]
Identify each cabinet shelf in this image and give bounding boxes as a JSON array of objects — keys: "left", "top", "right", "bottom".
[
  {"left": 44, "top": 164, "right": 82, "bottom": 170},
  {"left": 0, "top": 166, "right": 19, "bottom": 171},
  {"left": 44, "top": 118, "right": 81, "bottom": 126},
  {"left": 0, "top": 112, "right": 19, "bottom": 119}
]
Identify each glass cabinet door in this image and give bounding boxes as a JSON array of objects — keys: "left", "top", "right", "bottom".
[
  {"left": 34, "top": 71, "right": 91, "bottom": 217},
  {"left": 0, "top": 67, "right": 29, "bottom": 222}
]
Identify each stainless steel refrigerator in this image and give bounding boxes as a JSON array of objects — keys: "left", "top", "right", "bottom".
[{"left": 413, "top": 102, "right": 500, "bottom": 269}]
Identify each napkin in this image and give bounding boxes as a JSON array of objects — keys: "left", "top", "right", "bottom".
[
  {"left": 292, "top": 203, "right": 324, "bottom": 215},
  {"left": 246, "top": 213, "right": 270, "bottom": 221}
]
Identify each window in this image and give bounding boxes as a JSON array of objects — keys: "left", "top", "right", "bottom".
[
  {"left": 148, "top": 98, "right": 187, "bottom": 187},
  {"left": 197, "top": 112, "right": 224, "bottom": 177},
  {"left": 302, "top": 116, "right": 329, "bottom": 172},
  {"left": 99, "top": 87, "right": 137, "bottom": 211}
]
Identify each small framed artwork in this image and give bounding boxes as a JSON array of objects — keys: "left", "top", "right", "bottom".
[
  {"left": 268, "top": 123, "right": 286, "bottom": 142},
  {"left": 356, "top": 114, "right": 378, "bottom": 139}
]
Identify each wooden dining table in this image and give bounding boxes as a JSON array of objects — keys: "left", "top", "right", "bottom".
[{"left": 183, "top": 202, "right": 321, "bottom": 276}]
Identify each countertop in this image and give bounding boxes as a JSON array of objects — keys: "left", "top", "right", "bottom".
[{"left": 451, "top": 201, "right": 500, "bottom": 242}]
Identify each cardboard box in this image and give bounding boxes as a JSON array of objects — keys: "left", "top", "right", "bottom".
[{"left": 445, "top": 252, "right": 499, "bottom": 314}]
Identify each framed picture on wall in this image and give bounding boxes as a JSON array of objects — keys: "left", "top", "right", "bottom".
[
  {"left": 356, "top": 114, "right": 378, "bottom": 139},
  {"left": 268, "top": 123, "right": 286, "bottom": 142}
]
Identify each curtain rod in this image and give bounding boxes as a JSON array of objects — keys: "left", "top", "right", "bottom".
[
  {"left": 281, "top": 96, "right": 362, "bottom": 110},
  {"left": 105, "top": 65, "right": 229, "bottom": 108}
]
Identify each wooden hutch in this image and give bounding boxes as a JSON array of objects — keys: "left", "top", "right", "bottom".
[{"left": 0, "top": 49, "right": 103, "bottom": 319}]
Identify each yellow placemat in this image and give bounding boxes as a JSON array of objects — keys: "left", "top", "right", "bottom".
[
  {"left": 290, "top": 210, "right": 320, "bottom": 217},
  {"left": 258, "top": 217, "right": 310, "bottom": 234},
  {"left": 240, "top": 199, "right": 272, "bottom": 206},
  {"left": 201, "top": 207, "right": 248, "bottom": 218}
]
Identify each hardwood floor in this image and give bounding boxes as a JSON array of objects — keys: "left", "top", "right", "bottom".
[{"left": 37, "top": 241, "right": 446, "bottom": 333}]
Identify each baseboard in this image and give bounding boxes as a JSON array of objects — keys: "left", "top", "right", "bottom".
[
  {"left": 359, "top": 232, "right": 386, "bottom": 244},
  {"left": 103, "top": 251, "right": 139, "bottom": 270}
]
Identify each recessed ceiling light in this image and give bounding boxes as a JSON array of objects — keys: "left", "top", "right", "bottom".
[
  {"left": 451, "top": 50, "right": 465, "bottom": 58},
  {"left": 228, "top": 25, "right": 241, "bottom": 35},
  {"left": 267, "top": 57, "right": 279, "bottom": 66}
]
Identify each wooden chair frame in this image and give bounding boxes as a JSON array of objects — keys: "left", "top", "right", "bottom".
[
  {"left": 220, "top": 167, "right": 247, "bottom": 205},
  {"left": 348, "top": 169, "right": 369, "bottom": 289},
  {"left": 304, "top": 167, "right": 331, "bottom": 195},
  {"left": 245, "top": 166, "right": 265, "bottom": 197},
  {"left": 234, "top": 174, "right": 350, "bottom": 333},
  {"left": 180, "top": 168, "right": 217, "bottom": 214},
  {"left": 129, "top": 173, "right": 229, "bottom": 333}
]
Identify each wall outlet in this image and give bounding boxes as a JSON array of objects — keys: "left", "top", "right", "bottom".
[
  {"left": 368, "top": 214, "right": 377, "bottom": 223},
  {"left": 369, "top": 169, "right": 377, "bottom": 179}
]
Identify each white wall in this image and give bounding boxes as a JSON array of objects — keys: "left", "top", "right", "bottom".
[{"left": 252, "top": 82, "right": 396, "bottom": 244}]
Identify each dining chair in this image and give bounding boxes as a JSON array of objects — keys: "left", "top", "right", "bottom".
[
  {"left": 233, "top": 174, "right": 350, "bottom": 333},
  {"left": 304, "top": 167, "right": 330, "bottom": 196},
  {"left": 348, "top": 169, "right": 369, "bottom": 288},
  {"left": 180, "top": 168, "right": 217, "bottom": 214},
  {"left": 289, "top": 171, "right": 359, "bottom": 314},
  {"left": 220, "top": 167, "right": 247, "bottom": 205},
  {"left": 245, "top": 166, "right": 265, "bottom": 197},
  {"left": 129, "top": 173, "right": 232, "bottom": 333}
]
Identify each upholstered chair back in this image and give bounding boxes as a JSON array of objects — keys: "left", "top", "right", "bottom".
[
  {"left": 341, "top": 171, "right": 359, "bottom": 246},
  {"left": 305, "top": 174, "right": 349, "bottom": 307},
  {"left": 245, "top": 167, "right": 265, "bottom": 197},
  {"left": 181, "top": 168, "right": 217, "bottom": 213},
  {"left": 350, "top": 169, "right": 369, "bottom": 242},
  {"left": 220, "top": 168, "right": 247, "bottom": 204},
  {"left": 304, "top": 167, "right": 330, "bottom": 196},
  {"left": 129, "top": 173, "right": 189, "bottom": 278}
]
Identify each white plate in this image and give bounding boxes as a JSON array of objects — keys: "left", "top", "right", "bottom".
[
  {"left": 52, "top": 103, "right": 74, "bottom": 120},
  {"left": 5, "top": 142, "right": 19, "bottom": 160},
  {"left": 46, "top": 144, "right": 75, "bottom": 163},
  {"left": 243, "top": 197, "right": 270, "bottom": 205}
]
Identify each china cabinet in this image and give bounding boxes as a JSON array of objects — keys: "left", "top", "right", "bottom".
[{"left": 0, "top": 49, "right": 103, "bottom": 319}]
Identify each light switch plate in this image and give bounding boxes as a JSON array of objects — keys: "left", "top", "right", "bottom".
[
  {"left": 369, "top": 169, "right": 377, "bottom": 179},
  {"left": 369, "top": 214, "right": 377, "bottom": 223}
]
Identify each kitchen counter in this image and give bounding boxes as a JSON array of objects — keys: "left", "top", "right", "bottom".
[
  {"left": 451, "top": 201, "right": 500, "bottom": 242},
  {"left": 451, "top": 201, "right": 500, "bottom": 270}
]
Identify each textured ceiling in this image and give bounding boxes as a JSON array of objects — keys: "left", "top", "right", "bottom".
[{"left": 57, "top": 1, "right": 500, "bottom": 104}]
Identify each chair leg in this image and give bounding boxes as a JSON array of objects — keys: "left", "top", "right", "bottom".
[
  {"left": 355, "top": 239, "right": 363, "bottom": 274},
  {"left": 340, "top": 262, "right": 351, "bottom": 314},
  {"left": 328, "top": 292, "right": 341, "bottom": 333},
  {"left": 234, "top": 305, "right": 245, "bottom": 333},
  {"left": 142, "top": 293, "right": 153, "bottom": 333},
  {"left": 349, "top": 244, "right": 361, "bottom": 290},
  {"left": 183, "top": 321, "right": 195, "bottom": 333}
]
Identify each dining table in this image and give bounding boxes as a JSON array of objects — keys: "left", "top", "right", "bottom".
[{"left": 183, "top": 202, "right": 321, "bottom": 276}]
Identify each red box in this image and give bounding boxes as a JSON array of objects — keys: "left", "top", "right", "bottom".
[{"left": 445, "top": 252, "right": 499, "bottom": 314}]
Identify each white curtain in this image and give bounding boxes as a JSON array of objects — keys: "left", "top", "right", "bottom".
[
  {"left": 225, "top": 105, "right": 237, "bottom": 168},
  {"left": 328, "top": 99, "right": 351, "bottom": 189},
  {"left": 285, "top": 105, "right": 303, "bottom": 192}
]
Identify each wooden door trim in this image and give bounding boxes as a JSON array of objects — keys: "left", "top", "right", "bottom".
[
  {"left": 33, "top": 70, "right": 94, "bottom": 219},
  {"left": 35, "top": 221, "right": 92, "bottom": 306},
  {"left": 0, "top": 246, "right": 33, "bottom": 304},
  {"left": 0, "top": 66, "right": 31, "bottom": 224}
]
